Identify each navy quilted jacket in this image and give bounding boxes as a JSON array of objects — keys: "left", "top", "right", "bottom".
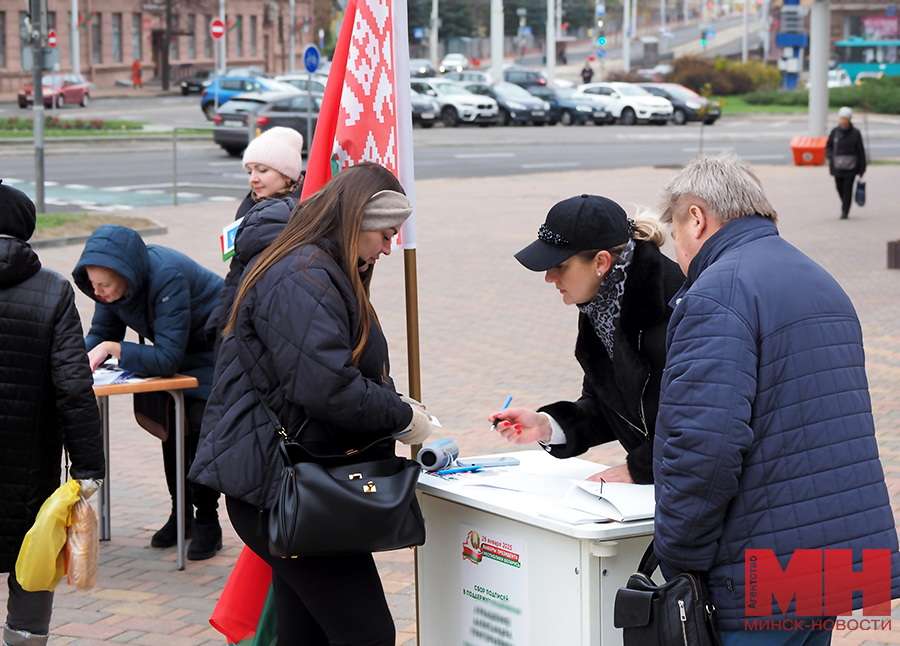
[
  {"left": 0, "top": 238, "right": 104, "bottom": 571},
  {"left": 189, "top": 239, "right": 413, "bottom": 509},
  {"left": 72, "top": 225, "right": 223, "bottom": 399},
  {"left": 653, "top": 216, "right": 900, "bottom": 630}
]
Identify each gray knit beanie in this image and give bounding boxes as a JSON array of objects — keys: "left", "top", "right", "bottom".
[
  {"left": 242, "top": 127, "right": 304, "bottom": 181},
  {"left": 361, "top": 190, "right": 413, "bottom": 231}
]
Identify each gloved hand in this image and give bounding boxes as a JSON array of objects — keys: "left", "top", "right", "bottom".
[
  {"left": 395, "top": 405, "right": 435, "bottom": 445},
  {"left": 399, "top": 394, "right": 426, "bottom": 410},
  {"left": 77, "top": 479, "right": 102, "bottom": 500}
]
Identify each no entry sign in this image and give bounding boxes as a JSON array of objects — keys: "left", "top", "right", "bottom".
[{"left": 209, "top": 18, "right": 225, "bottom": 40}]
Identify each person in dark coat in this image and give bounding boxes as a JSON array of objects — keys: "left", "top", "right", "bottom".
[
  {"left": 581, "top": 59, "right": 595, "bottom": 84},
  {"left": 190, "top": 163, "right": 436, "bottom": 646},
  {"left": 206, "top": 126, "right": 304, "bottom": 346},
  {"left": 0, "top": 180, "right": 105, "bottom": 646},
  {"left": 825, "top": 106, "right": 866, "bottom": 219},
  {"left": 656, "top": 154, "right": 900, "bottom": 643},
  {"left": 71, "top": 225, "right": 225, "bottom": 560},
  {"left": 492, "top": 195, "right": 684, "bottom": 484}
]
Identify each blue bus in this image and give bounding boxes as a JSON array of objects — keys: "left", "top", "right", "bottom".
[{"left": 835, "top": 37, "right": 900, "bottom": 82}]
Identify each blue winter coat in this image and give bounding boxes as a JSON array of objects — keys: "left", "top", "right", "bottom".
[
  {"left": 653, "top": 215, "right": 900, "bottom": 630},
  {"left": 72, "top": 225, "right": 223, "bottom": 399}
]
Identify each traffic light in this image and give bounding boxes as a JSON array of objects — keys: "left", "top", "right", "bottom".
[
  {"left": 700, "top": 29, "right": 708, "bottom": 47},
  {"left": 597, "top": 19, "right": 606, "bottom": 47}
]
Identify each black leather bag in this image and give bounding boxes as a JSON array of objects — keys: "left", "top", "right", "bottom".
[
  {"left": 614, "top": 541, "right": 723, "bottom": 646},
  {"left": 256, "top": 392, "right": 426, "bottom": 558}
]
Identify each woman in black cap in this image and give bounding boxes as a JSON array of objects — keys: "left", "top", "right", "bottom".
[{"left": 491, "top": 194, "right": 684, "bottom": 484}]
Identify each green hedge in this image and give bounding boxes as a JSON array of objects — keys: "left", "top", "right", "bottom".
[
  {"left": 669, "top": 55, "right": 781, "bottom": 95},
  {"left": 744, "top": 76, "right": 900, "bottom": 114}
]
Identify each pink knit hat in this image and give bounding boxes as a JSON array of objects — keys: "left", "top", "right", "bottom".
[{"left": 242, "top": 127, "right": 304, "bottom": 181}]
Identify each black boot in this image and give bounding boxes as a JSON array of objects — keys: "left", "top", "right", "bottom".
[
  {"left": 151, "top": 509, "right": 194, "bottom": 548},
  {"left": 188, "top": 519, "right": 223, "bottom": 560}
]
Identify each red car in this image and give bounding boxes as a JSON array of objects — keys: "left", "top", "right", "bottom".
[{"left": 18, "top": 73, "right": 91, "bottom": 109}]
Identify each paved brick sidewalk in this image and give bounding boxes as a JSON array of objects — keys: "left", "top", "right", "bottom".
[{"left": 3, "top": 161, "right": 899, "bottom": 645}]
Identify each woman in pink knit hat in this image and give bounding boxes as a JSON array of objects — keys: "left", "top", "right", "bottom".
[{"left": 206, "top": 127, "right": 305, "bottom": 345}]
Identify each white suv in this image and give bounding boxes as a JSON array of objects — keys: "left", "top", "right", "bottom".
[
  {"left": 577, "top": 81, "right": 673, "bottom": 125},
  {"left": 410, "top": 79, "right": 498, "bottom": 127}
]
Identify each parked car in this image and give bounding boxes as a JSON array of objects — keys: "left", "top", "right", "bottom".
[
  {"left": 462, "top": 81, "right": 549, "bottom": 126},
  {"left": 854, "top": 70, "right": 884, "bottom": 85},
  {"left": 527, "top": 86, "right": 612, "bottom": 126},
  {"left": 212, "top": 90, "right": 321, "bottom": 156},
  {"left": 274, "top": 72, "right": 329, "bottom": 94},
  {"left": 442, "top": 70, "right": 493, "bottom": 84},
  {"left": 577, "top": 81, "right": 673, "bottom": 125},
  {"left": 180, "top": 69, "right": 216, "bottom": 95},
  {"left": 411, "top": 89, "right": 439, "bottom": 128},
  {"left": 806, "top": 68, "right": 852, "bottom": 90},
  {"left": 410, "top": 78, "right": 498, "bottom": 127},
  {"left": 224, "top": 66, "right": 268, "bottom": 78},
  {"left": 18, "top": 73, "right": 91, "bottom": 109},
  {"left": 200, "top": 76, "right": 298, "bottom": 119},
  {"left": 637, "top": 83, "right": 720, "bottom": 125},
  {"left": 504, "top": 66, "right": 548, "bottom": 89},
  {"left": 439, "top": 53, "right": 470, "bottom": 74},
  {"left": 410, "top": 58, "right": 438, "bottom": 78}
]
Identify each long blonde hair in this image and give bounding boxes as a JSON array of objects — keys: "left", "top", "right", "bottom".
[{"left": 225, "top": 162, "right": 405, "bottom": 366}]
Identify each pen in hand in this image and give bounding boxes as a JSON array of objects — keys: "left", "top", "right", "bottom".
[{"left": 490, "top": 396, "right": 514, "bottom": 429}]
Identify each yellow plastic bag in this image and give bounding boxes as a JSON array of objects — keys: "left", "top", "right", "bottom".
[
  {"left": 15, "top": 479, "right": 81, "bottom": 591},
  {"left": 66, "top": 497, "right": 99, "bottom": 590}
]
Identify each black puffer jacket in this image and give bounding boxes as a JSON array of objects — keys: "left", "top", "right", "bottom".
[
  {"left": 538, "top": 241, "right": 684, "bottom": 484},
  {"left": 0, "top": 237, "right": 105, "bottom": 572},
  {"left": 190, "top": 238, "right": 413, "bottom": 509},
  {"left": 206, "top": 196, "right": 298, "bottom": 341}
]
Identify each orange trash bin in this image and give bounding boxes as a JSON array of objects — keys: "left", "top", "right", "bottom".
[{"left": 790, "top": 136, "right": 828, "bottom": 166}]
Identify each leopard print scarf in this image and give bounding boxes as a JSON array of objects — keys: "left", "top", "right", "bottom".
[{"left": 577, "top": 239, "right": 635, "bottom": 360}]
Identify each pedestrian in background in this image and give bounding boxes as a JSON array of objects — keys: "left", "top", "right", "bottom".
[
  {"left": 0, "top": 180, "right": 105, "bottom": 646},
  {"left": 825, "top": 106, "right": 866, "bottom": 219},
  {"left": 206, "top": 127, "right": 305, "bottom": 346},
  {"left": 191, "top": 162, "right": 436, "bottom": 646},
  {"left": 655, "top": 154, "right": 899, "bottom": 644},
  {"left": 72, "top": 225, "right": 225, "bottom": 561},
  {"left": 131, "top": 59, "right": 143, "bottom": 89},
  {"left": 581, "top": 59, "right": 595, "bottom": 84},
  {"left": 492, "top": 195, "right": 684, "bottom": 484}
]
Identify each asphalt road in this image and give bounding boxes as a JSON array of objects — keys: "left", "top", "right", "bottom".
[{"left": 3, "top": 95, "right": 900, "bottom": 213}]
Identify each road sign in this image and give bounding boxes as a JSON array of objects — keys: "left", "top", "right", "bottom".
[
  {"left": 47, "top": 29, "right": 57, "bottom": 47},
  {"left": 596, "top": 3, "right": 606, "bottom": 15},
  {"left": 597, "top": 49, "right": 607, "bottom": 58},
  {"left": 303, "top": 45, "right": 320, "bottom": 73},
  {"left": 209, "top": 18, "right": 225, "bottom": 41}
]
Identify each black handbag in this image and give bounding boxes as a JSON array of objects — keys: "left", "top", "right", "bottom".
[
  {"left": 614, "top": 541, "right": 723, "bottom": 646},
  {"left": 855, "top": 178, "right": 866, "bottom": 206},
  {"left": 256, "top": 392, "right": 426, "bottom": 558}
]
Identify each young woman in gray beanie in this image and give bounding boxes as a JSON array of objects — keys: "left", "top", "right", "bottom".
[{"left": 191, "top": 162, "right": 436, "bottom": 646}]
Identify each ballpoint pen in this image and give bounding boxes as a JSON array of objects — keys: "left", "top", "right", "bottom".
[
  {"left": 434, "top": 466, "right": 482, "bottom": 476},
  {"left": 490, "top": 396, "right": 514, "bottom": 429}
]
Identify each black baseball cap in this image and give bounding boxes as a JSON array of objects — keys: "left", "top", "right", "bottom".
[{"left": 514, "top": 194, "right": 629, "bottom": 271}]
